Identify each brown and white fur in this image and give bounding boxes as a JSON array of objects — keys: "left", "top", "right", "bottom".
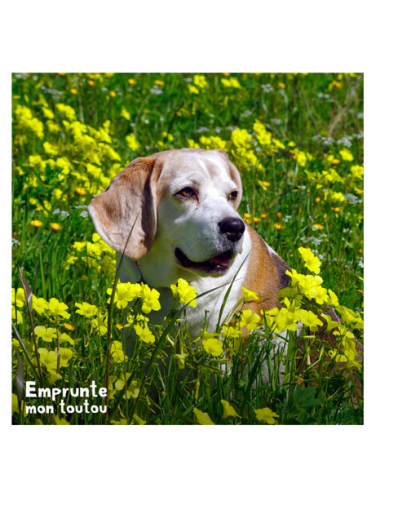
[{"left": 88, "top": 148, "right": 290, "bottom": 340}]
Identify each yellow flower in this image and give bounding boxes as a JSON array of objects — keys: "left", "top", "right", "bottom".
[
  {"left": 91, "top": 312, "right": 108, "bottom": 335},
  {"left": 221, "top": 77, "right": 241, "bottom": 89},
  {"left": 154, "top": 79, "right": 164, "bottom": 87},
  {"left": 321, "top": 314, "right": 340, "bottom": 332},
  {"left": 34, "top": 326, "right": 57, "bottom": 342},
  {"left": 48, "top": 298, "right": 70, "bottom": 319},
  {"left": 328, "top": 80, "right": 342, "bottom": 90},
  {"left": 327, "top": 289, "right": 339, "bottom": 307},
  {"left": 42, "top": 107, "right": 54, "bottom": 119},
  {"left": 241, "top": 287, "right": 259, "bottom": 303},
  {"left": 30, "top": 220, "right": 43, "bottom": 228},
  {"left": 298, "top": 310, "right": 323, "bottom": 332},
  {"left": 12, "top": 288, "right": 25, "bottom": 308},
  {"left": 313, "top": 224, "right": 324, "bottom": 230},
  {"left": 43, "top": 142, "right": 58, "bottom": 155},
  {"left": 70, "top": 88, "right": 78, "bottom": 95},
  {"left": 120, "top": 107, "right": 131, "bottom": 120},
  {"left": 88, "top": 80, "right": 95, "bottom": 86},
  {"left": 239, "top": 309, "right": 261, "bottom": 331},
  {"left": 109, "top": 91, "right": 117, "bottom": 98},
  {"left": 296, "top": 150, "right": 307, "bottom": 167},
  {"left": 50, "top": 223, "right": 62, "bottom": 232},
  {"left": 56, "top": 103, "right": 76, "bottom": 121},
  {"left": 58, "top": 332, "right": 75, "bottom": 345},
  {"left": 133, "top": 324, "right": 155, "bottom": 343},
  {"left": 14, "top": 105, "right": 44, "bottom": 138},
  {"left": 126, "top": 133, "right": 140, "bottom": 152},
  {"left": 32, "top": 295, "right": 48, "bottom": 315},
  {"left": 75, "top": 187, "right": 87, "bottom": 196},
  {"left": 274, "top": 308, "right": 299, "bottom": 332},
  {"left": 187, "top": 84, "right": 199, "bottom": 95},
  {"left": 193, "top": 75, "right": 207, "bottom": 89},
  {"left": 12, "top": 306, "right": 23, "bottom": 324},
  {"left": 139, "top": 284, "right": 161, "bottom": 314},
  {"left": 75, "top": 302, "right": 98, "bottom": 318},
  {"left": 107, "top": 282, "right": 137, "bottom": 309},
  {"left": 298, "top": 247, "right": 321, "bottom": 274},
  {"left": 273, "top": 223, "right": 285, "bottom": 230},
  {"left": 336, "top": 305, "right": 364, "bottom": 329},
  {"left": 221, "top": 400, "right": 241, "bottom": 419},
  {"left": 193, "top": 408, "right": 214, "bottom": 425},
  {"left": 114, "top": 374, "right": 140, "bottom": 399},
  {"left": 110, "top": 341, "right": 127, "bottom": 363},
  {"left": 351, "top": 165, "right": 364, "bottom": 179},
  {"left": 339, "top": 148, "right": 354, "bottom": 161},
  {"left": 170, "top": 278, "right": 197, "bottom": 307},
  {"left": 312, "top": 285, "right": 329, "bottom": 305},
  {"left": 203, "top": 337, "right": 223, "bottom": 357},
  {"left": 52, "top": 188, "right": 63, "bottom": 200},
  {"left": 255, "top": 407, "right": 279, "bottom": 424},
  {"left": 128, "top": 78, "right": 136, "bottom": 85}
]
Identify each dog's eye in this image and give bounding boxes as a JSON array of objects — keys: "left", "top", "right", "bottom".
[
  {"left": 228, "top": 190, "right": 238, "bottom": 201},
  {"left": 176, "top": 187, "right": 196, "bottom": 199}
]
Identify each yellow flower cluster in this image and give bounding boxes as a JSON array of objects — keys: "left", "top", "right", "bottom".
[
  {"left": 170, "top": 278, "right": 197, "bottom": 307},
  {"left": 298, "top": 247, "right": 321, "bottom": 274},
  {"left": 188, "top": 118, "right": 312, "bottom": 178},
  {"left": 13, "top": 100, "right": 124, "bottom": 215},
  {"left": 14, "top": 105, "right": 44, "bottom": 139},
  {"left": 107, "top": 280, "right": 161, "bottom": 313},
  {"left": 65, "top": 233, "right": 116, "bottom": 274}
]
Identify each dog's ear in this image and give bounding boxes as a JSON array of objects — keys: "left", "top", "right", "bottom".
[{"left": 88, "top": 156, "right": 161, "bottom": 260}]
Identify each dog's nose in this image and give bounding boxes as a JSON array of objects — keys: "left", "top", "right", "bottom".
[{"left": 218, "top": 217, "right": 245, "bottom": 242}]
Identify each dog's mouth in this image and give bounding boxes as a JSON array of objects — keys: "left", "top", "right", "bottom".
[{"left": 175, "top": 248, "right": 234, "bottom": 274}]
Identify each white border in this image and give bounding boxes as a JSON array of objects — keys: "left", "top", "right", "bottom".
[{"left": 2, "top": 1, "right": 420, "bottom": 513}]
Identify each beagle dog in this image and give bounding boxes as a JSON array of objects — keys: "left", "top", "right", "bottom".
[{"left": 88, "top": 148, "right": 290, "bottom": 338}]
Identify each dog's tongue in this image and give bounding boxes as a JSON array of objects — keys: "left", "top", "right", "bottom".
[{"left": 210, "top": 253, "right": 231, "bottom": 267}]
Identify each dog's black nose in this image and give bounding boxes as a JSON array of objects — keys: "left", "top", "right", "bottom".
[{"left": 218, "top": 217, "right": 245, "bottom": 242}]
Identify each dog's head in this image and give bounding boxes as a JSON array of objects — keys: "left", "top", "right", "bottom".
[{"left": 88, "top": 148, "right": 246, "bottom": 276}]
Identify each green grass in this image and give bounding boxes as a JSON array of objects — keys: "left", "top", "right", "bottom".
[{"left": 12, "top": 72, "right": 364, "bottom": 425}]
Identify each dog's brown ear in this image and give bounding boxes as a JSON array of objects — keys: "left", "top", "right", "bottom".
[{"left": 88, "top": 157, "right": 161, "bottom": 260}]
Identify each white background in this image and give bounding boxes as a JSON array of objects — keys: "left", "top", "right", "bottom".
[{"left": 2, "top": 1, "right": 420, "bottom": 512}]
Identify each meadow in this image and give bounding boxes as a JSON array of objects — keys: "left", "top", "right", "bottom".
[{"left": 12, "top": 72, "right": 364, "bottom": 425}]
